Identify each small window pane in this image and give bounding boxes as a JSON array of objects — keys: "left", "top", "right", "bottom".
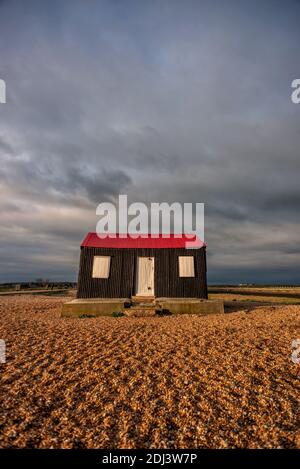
[
  {"left": 92, "top": 256, "right": 111, "bottom": 278},
  {"left": 178, "top": 256, "right": 195, "bottom": 277}
]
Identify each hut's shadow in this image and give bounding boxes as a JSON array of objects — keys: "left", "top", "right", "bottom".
[{"left": 223, "top": 300, "right": 292, "bottom": 314}]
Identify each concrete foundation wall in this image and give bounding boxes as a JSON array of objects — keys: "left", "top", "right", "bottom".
[
  {"left": 61, "top": 298, "right": 224, "bottom": 317},
  {"left": 157, "top": 298, "right": 224, "bottom": 315},
  {"left": 62, "top": 299, "right": 129, "bottom": 317}
]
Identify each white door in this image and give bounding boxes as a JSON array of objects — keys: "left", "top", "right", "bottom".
[{"left": 136, "top": 257, "right": 155, "bottom": 296}]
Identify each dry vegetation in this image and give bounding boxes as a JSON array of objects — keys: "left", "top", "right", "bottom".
[{"left": 0, "top": 294, "right": 299, "bottom": 449}]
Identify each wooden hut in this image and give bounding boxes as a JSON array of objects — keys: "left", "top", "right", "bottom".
[
  {"left": 62, "top": 233, "right": 224, "bottom": 316},
  {"left": 77, "top": 233, "right": 207, "bottom": 299}
]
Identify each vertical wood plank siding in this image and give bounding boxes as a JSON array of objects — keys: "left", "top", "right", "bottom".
[{"left": 77, "top": 247, "right": 208, "bottom": 299}]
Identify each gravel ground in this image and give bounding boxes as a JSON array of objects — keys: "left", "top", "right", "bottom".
[{"left": 0, "top": 295, "right": 299, "bottom": 449}]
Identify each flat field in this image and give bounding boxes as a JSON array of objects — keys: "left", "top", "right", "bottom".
[{"left": 0, "top": 292, "right": 299, "bottom": 448}]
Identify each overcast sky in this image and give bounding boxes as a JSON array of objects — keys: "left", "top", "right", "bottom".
[{"left": 0, "top": 0, "right": 300, "bottom": 284}]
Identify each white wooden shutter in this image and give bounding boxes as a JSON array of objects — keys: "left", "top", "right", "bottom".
[
  {"left": 92, "top": 256, "right": 111, "bottom": 278},
  {"left": 178, "top": 256, "right": 195, "bottom": 277}
]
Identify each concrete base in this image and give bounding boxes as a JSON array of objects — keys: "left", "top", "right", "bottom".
[
  {"left": 156, "top": 298, "right": 224, "bottom": 315},
  {"left": 61, "top": 298, "right": 129, "bottom": 317},
  {"left": 61, "top": 297, "right": 224, "bottom": 317}
]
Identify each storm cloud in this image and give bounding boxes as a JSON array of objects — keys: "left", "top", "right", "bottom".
[{"left": 0, "top": 0, "right": 300, "bottom": 283}]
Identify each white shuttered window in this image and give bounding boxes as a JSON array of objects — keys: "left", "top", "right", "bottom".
[
  {"left": 92, "top": 256, "right": 111, "bottom": 278},
  {"left": 178, "top": 256, "right": 195, "bottom": 277}
]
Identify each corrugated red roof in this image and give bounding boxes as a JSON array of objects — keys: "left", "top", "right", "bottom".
[{"left": 81, "top": 233, "right": 205, "bottom": 249}]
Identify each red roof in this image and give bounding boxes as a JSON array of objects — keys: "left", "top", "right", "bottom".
[{"left": 81, "top": 233, "right": 205, "bottom": 249}]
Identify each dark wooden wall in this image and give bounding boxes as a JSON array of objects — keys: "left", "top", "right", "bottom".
[{"left": 77, "top": 247, "right": 208, "bottom": 299}]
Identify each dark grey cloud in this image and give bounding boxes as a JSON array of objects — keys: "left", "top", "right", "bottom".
[{"left": 0, "top": 0, "right": 300, "bottom": 282}]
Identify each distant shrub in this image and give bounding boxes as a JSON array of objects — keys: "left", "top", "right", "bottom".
[
  {"left": 156, "top": 309, "right": 172, "bottom": 316},
  {"left": 79, "top": 313, "right": 96, "bottom": 318},
  {"left": 112, "top": 311, "right": 124, "bottom": 317}
]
